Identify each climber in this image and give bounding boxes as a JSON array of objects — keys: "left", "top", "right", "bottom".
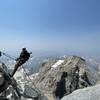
[{"left": 11, "top": 48, "right": 31, "bottom": 77}]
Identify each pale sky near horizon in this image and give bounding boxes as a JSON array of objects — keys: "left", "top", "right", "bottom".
[{"left": 0, "top": 0, "right": 100, "bottom": 56}]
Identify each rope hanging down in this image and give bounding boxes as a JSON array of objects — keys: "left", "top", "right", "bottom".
[{"left": 0, "top": 51, "right": 42, "bottom": 96}]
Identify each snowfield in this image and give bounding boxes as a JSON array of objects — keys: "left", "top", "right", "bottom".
[{"left": 51, "top": 60, "right": 64, "bottom": 68}]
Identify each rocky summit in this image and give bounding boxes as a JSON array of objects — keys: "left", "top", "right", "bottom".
[
  {"left": 61, "top": 84, "right": 100, "bottom": 100},
  {"left": 33, "top": 56, "right": 99, "bottom": 100},
  {"left": 0, "top": 56, "right": 100, "bottom": 100}
]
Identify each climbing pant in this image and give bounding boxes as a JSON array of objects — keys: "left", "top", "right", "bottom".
[{"left": 11, "top": 59, "right": 26, "bottom": 77}]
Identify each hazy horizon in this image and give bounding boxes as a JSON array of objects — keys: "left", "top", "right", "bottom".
[{"left": 0, "top": 0, "right": 100, "bottom": 57}]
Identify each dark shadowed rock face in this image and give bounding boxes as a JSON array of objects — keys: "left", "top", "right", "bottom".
[
  {"left": 33, "top": 56, "right": 99, "bottom": 100},
  {"left": 55, "top": 72, "right": 68, "bottom": 99}
]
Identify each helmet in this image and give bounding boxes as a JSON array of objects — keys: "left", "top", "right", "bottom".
[{"left": 22, "top": 48, "right": 26, "bottom": 51}]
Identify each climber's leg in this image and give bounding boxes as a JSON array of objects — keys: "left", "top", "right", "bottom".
[{"left": 11, "top": 60, "right": 25, "bottom": 77}]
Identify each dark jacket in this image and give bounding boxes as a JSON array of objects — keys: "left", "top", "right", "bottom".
[{"left": 17, "top": 50, "right": 30, "bottom": 61}]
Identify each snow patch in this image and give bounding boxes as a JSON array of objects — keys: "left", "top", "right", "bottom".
[{"left": 51, "top": 60, "right": 64, "bottom": 68}]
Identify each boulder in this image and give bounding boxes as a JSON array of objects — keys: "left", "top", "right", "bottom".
[{"left": 61, "top": 84, "right": 100, "bottom": 100}]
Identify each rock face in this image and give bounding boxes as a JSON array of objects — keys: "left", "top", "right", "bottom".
[
  {"left": 0, "top": 63, "right": 21, "bottom": 100},
  {"left": 61, "top": 84, "right": 100, "bottom": 100},
  {"left": 0, "top": 56, "right": 100, "bottom": 100},
  {"left": 33, "top": 56, "right": 99, "bottom": 100},
  {"left": 0, "top": 63, "right": 40, "bottom": 100}
]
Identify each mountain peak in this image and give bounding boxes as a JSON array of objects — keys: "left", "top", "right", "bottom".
[{"left": 33, "top": 56, "right": 97, "bottom": 100}]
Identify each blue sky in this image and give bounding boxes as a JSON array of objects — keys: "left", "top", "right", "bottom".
[{"left": 0, "top": 0, "right": 100, "bottom": 56}]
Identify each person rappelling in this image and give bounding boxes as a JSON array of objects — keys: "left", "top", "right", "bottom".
[
  {"left": 10, "top": 48, "right": 32, "bottom": 77},
  {"left": 0, "top": 49, "right": 41, "bottom": 100}
]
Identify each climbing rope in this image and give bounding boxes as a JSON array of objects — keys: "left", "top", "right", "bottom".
[
  {"left": 21, "top": 65, "right": 41, "bottom": 95},
  {"left": 0, "top": 51, "right": 42, "bottom": 97},
  {"left": 0, "top": 51, "right": 15, "bottom": 60}
]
